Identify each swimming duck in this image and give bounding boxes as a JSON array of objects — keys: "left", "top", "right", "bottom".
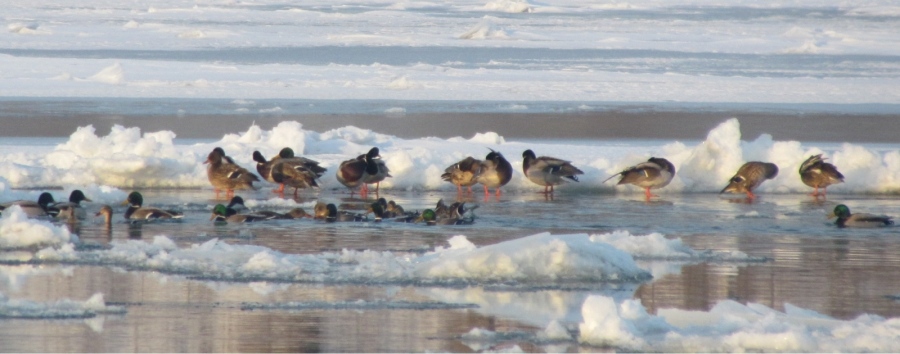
[
  {"left": 324, "top": 203, "right": 363, "bottom": 222},
  {"left": 95, "top": 205, "right": 113, "bottom": 227},
  {"left": 205, "top": 147, "right": 259, "bottom": 198},
  {"left": 799, "top": 154, "right": 844, "bottom": 197},
  {"left": 336, "top": 147, "right": 390, "bottom": 195},
  {"left": 210, "top": 204, "right": 270, "bottom": 223},
  {"left": 313, "top": 202, "right": 329, "bottom": 220},
  {"left": 830, "top": 204, "right": 893, "bottom": 228},
  {"left": 386, "top": 200, "right": 405, "bottom": 218},
  {"left": 522, "top": 149, "right": 584, "bottom": 194},
  {"left": 476, "top": 149, "right": 513, "bottom": 196},
  {"left": 0, "top": 192, "right": 56, "bottom": 218},
  {"left": 720, "top": 162, "right": 779, "bottom": 199},
  {"left": 49, "top": 189, "right": 93, "bottom": 220},
  {"left": 415, "top": 209, "right": 438, "bottom": 226},
  {"left": 441, "top": 156, "right": 483, "bottom": 194},
  {"left": 123, "top": 191, "right": 183, "bottom": 221},
  {"left": 603, "top": 157, "right": 676, "bottom": 200}
]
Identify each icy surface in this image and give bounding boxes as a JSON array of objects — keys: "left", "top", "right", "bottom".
[
  {"left": 0, "top": 1, "right": 899, "bottom": 103},
  {"left": 0, "top": 292, "right": 125, "bottom": 319}
]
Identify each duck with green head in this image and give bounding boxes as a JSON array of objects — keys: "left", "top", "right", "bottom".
[
  {"left": 50, "top": 189, "right": 93, "bottom": 220},
  {"left": 123, "top": 191, "right": 183, "bottom": 222},
  {"left": 830, "top": 204, "right": 893, "bottom": 228},
  {"left": 324, "top": 203, "right": 363, "bottom": 222},
  {"left": 211, "top": 204, "right": 271, "bottom": 223},
  {"left": 0, "top": 192, "right": 56, "bottom": 218}
]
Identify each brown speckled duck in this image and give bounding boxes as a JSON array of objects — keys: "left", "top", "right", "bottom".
[
  {"left": 336, "top": 147, "right": 390, "bottom": 195},
  {"left": 206, "top": 147, "right": 259, "bottom": 198},
  {"left": 604, "top": 157, "right": 676, "bottom": 200},
  {"left": 441, "top": 156, "right": 483, "bottom": 194},
  {"left": 799, "top": 154, "right": 844, "bottom": 197},
  {"left": 522, "top": 149, "right": 584, "bottom": 194},
  {"left": 721, "top": 161, "right": 779, "bottom": 199},
  {"left": 476, "top": 149, "right": 513, "bottom": 196}
]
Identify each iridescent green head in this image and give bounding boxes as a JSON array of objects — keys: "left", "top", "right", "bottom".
[
  {"left": 126, "top": 191, "right": 143, "bottom": 207},
  {"left": 279, "top": 148, "right": 295, "bottom": 158},
  {"left": 833, "top": 204, "right": 851, "bottom": 219}
]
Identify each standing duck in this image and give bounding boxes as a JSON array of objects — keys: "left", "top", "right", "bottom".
[
  {"left": 604, "top": 157, "right": 676, "bottom": 200},
  {"left": 799, "top": 154, "right": 844, "bottom": 197},
  {"left": 476, "top": 149, "right": 513, "bottom": 197},
  {"left": 521, "top": 149, "right": 584, "bottom": 194},
  {"left": 206, "top": 147, "right": 259, "bottom": 198},
  {"left": 0, "top": 192, "right": 56, "bottom": 218},
  {"left": 255, "top": 148, "right": 327, "bottom": 195},
  {"left": 336, "top": 147, "right": 390, "bottom": 195},
  {"left": 720, "top": 162, "right": 779, "bottom": 199},
  {"left": 123, "top": 191, "right": 183, "bottom": 221},
  {"left": 830, "top": 204, "right": 893, "bottom": 228},
  {"left": 51, "top": 190, "right": 93, "bottom": 220},
  {"left": 441, "top": 156, "right": 483, "bottom": 194}
]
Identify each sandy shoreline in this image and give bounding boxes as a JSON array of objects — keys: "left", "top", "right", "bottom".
[{"left": 0, "top": 110, "right": 896, "bottom": 143}]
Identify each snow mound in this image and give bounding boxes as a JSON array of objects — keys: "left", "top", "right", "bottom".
[{"left": 0, "top": 206, "right": 75, "bottom": 249}]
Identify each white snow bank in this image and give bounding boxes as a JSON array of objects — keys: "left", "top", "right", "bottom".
[
  {"left": 591, "top": 230, "right": 759, "bottom": 261},
  {"left": 0, "top": 206, "right": 76, "bottom": 249},
  {"left": 578, "top": 295, "right": 900, "bottom": 352},
  {"left": 0, "top": 292, "right": 125, "bottom": 319},
  {"left": 0, "top": 118, "right": 898, "bottom": 194},
  {"left": 33, "top": 232, "right": 651, "bottom": 285}
]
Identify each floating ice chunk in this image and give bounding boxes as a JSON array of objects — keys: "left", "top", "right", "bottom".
[
  {"left": 0, "top": 206, "right": 74, "bottom": 249},
  {"left": 0, "top": 292, "right": 125, "bottom": 319},
  {"left": 415, "top": 232, "right": 651, "bottom": 283},
  {"left": 579, "top": 295, "right": 900, "bottom": 352},
  {"left": 540, "top": 320, "right": 573, "bottom": 340}
]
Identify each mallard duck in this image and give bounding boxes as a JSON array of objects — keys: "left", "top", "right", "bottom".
[
  {"left": 361, "top": 147, "right": 391, "bottom": 194},
  {"left": 123, "top": 191, "right": 183, "bottom": 221},
  {"left": 603, "top": 157, "right": 676, "bottom": 200},
  {"left": 431, "top": 199, "right": 476, "bottom": 224},
  {"left": 205, "top": 147, "right": 259, "bottom": 198},
  {"left": 226, "top": 196, "right": 248, "bottom": 212},
  {"left": 799, "top": 154, "right": 844, "bottom": 197},
  {"left": 0, "top": 192, "right": 56, "bottom": 218},
  {"left": 211, "top": 204, "right": 271, "bottom": 223},
  {"left": 324, "top": 203, "right": 363, "bottom": 222},
  {"left": 386, "top": 200, "right": 405, "bottom": 218},
  {"left": 830, "top": 204, "right": 893, "bottom": 228},
  {"left": 441, "top": 156, "right": 483, "bottom": 194},
  {"left": 49, "top": 189, "right": 93, "bottom": 220},
  {"left": 476, "top": 149, "right": 513, "bottom": 196},
  {"left": 95, "top": 205, "right": 113, "bottom": 227},
  {"left": 252, "top": 150, "right": 278, "bottom": 184},
  {"left": 720, "top": 162, "right": 779, "bottom": 199},
  {"left": 255, "top": 148, "right": 327, "bottom": 195},
  {"left": 415, "top": 209, "right": 438, "bottom": 226},
  {"left": 313, "top": 202, "right": 329, "bottom": 220},
  {"left": 213, "top": 147, "right": 236, "bottom": 164},
  {"left": 522, "top": 149, "right": 584, "bottom": 194},
  {"left": 336, "top": 147, "right": 390, "bottom": 195}
]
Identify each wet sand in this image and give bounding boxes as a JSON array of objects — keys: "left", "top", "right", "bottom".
[{"left": 0, "top": 110, "right": 897, "bottom": 143}]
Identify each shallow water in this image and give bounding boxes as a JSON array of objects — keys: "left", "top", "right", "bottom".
[{"left": 2, "top": 189, "right": 899, "bottom": 352}]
